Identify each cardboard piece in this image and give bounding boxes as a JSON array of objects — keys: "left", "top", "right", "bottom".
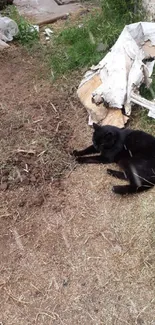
[{"left": 77, "top": 73, "right": 128, "bottom": 128}]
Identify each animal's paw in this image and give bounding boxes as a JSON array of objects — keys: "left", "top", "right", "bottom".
[
  {"left": 75, "top": 157, "right": 85, "bottom": 164},
  {"left": 112, "top": 186, "right": 121, "bottom": 194},
  {"left": 107, "top": 168, "right": 113, "bottom": 175},
  {"left": 71, "top": 150, "right": 80, "bottom": 157},
  {"left": 112, "top": 186, "right": 126, "bottom": 195},
  {"left": 112, "top": 186, "right": 117, "bottom": 193}
]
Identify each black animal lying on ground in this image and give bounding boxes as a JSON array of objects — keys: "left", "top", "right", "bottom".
[{"left": 72, "top": 123, "right": 155, "bottom": 195}]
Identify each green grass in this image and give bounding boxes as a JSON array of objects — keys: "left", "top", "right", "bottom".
[
  {"left": 130, "top": 107, "right": 155, "bottom": 135},
  {"left": 140, "top": 66, "right": 155, "bottom": 101},
  {"left": 137, "top": 66, "right": 155, "bottom": 133},
  {"left": 49, "top": 0, "right": 145, "bottom": 78},
  {"left": 49, "top": 13, "right": 122, "bottom": 78},
  {"left": 2, "top": 5, "right": 39, "bottom": 46},
  {"left": 130, "top": 65, "right": 155, "bottom": 134},
  {"left": 49, "top": 20, "right": 104, "bottom": 75}
]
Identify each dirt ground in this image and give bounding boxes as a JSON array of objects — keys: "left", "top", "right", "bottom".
[{"left": 1, "top": 44, "right": 155, "bottom": 325}]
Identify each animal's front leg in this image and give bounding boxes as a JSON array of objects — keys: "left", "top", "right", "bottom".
[
  {"left": 112, "top": 184, "right": 153, "bottom": 194},
  {"left": 76, "top": 155, "right": 109, "bottom": 164},
  {"left": 107, "top": 169, "right": 128, "bottom": 180},
  {"left": 72, "top": 145, "right": 98, "bottom": 157}
]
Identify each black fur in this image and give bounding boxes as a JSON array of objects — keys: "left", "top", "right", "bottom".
[{"left": 72, "top": 123, "right": 155, "bottom": 195}]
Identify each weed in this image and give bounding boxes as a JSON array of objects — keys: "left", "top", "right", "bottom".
[
  {"left": 49, "top": 18, "right": 103, "bottom": 76},
  {"left": 102, "top": 0, "right": 146, "bottom": 24}
]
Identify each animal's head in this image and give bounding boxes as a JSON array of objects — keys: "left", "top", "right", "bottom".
[{"left": 92, "top": 123, "right": 120, "bottom": 153}]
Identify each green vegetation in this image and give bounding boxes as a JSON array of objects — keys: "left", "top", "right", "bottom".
[
  {"left": 2, "top": 5, "right": 39, "bottom": 46},
  {"left": 136, "top": 69, "right": 155, "bottom": 133},
  {"left": 49, "top": 0, "right": 145, "bottom": 77},
  {"left": 140, "top": 65, "right": 155, "bottom": 101},
  {"left": 131, "top": 107, "right": 155, "bottom": 135},
  {"left": 2, "top": 1, "right": 145, "bottom": 75}
]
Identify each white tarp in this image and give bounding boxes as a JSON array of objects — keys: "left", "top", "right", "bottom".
[
  {"left": 78, "top": 22, "right": 155, "bottom": 119},
  {"left": 0, "top": 16, "right": 18, "bottom": 49}
]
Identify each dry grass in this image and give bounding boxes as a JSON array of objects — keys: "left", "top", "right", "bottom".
[
  {"left": 0, "top": 45, "right": 155, "bottom": 325},
  {"left": 1, "top": 165, "right": 155, "bottom": 325},
  {"left": 0, "top": 46, "right": 83, "bottom": 189}
]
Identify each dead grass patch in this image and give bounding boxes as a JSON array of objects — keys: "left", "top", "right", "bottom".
[{"left": 0, "top": 44, "right": 155, "bottom": 325}]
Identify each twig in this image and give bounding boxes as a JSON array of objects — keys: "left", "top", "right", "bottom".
[
  {"left": 35, "top": 311, "right": 65, "bottom": 324},
  {"left": 56, "top": 121, "right": 61, "bottom": 133},
  {"left": 37, "top": 150, "right": 47, "bottom": 157},
  {"left": 12, "top": 228, "right": 24, "bottom": 251},
  {"left": 35, "top": 312, "right": 55, "bottom": 323},
  {"left": 100, "top": 231, "right": 114, "bottom": 247},
  {"left": 0, "top": 214, "right": 10, "bottom": 219},
  {"left": 15, "top": 149, "right": 35, "bottom": 155},
  {"left": 30, "top": 283, "right": 42, "bottom": 294},
  {"left": 17, "top": 230, "right": 32, "bottom": 239},
  {"left": 32, "top": 118, "right": 43, "bottom": 124},
  {"left": 50, "top": 102, "right": 58, "bottom": 113},
  {"left": 87, "top": 256, "right": 103, "bottom": 260},
  {"left": 23, "top": 163, "right": 29, "bottom": 173},
  {"left": 84, "top": 235, "right": 92, "bottom": 244},
  {"left": 135, "top": 298, "right": 155, "bottom": 324},
  {"left": 4, "top": 288, "right": 30, "bottom": 304}
]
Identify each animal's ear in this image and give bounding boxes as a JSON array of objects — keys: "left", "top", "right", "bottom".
[{"left": 93, "top": 123, "right": 101, "bottom": 131}]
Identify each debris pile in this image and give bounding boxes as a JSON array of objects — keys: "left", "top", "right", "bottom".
[{"left": 77, "top": 22, "right": 155, "bottom": 127}]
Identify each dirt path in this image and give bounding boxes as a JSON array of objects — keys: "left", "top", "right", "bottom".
[{"left": 0, "top": 45, "right": 155, "bottom": 325}]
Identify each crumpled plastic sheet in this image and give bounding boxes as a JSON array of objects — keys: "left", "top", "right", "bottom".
[
  {"left": 78, "top": 22, "right": 155, "bottom": 119},
  {"left": 0, "top": 16, "right": 18, "bottom": 48}
]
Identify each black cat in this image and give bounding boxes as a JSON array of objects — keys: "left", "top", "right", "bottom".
[{"left": 72, "top": 123, "right": 155, "bottom": 195}]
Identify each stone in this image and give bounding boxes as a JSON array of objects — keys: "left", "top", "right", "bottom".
[{"left": 14, "top": 0, "right": 83, "bottom": 25}]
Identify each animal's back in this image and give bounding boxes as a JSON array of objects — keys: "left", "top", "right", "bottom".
[{"left": 124, "top": 130, "right": 155, "bottom": 158}]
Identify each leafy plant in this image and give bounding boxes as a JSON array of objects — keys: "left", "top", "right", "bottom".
[{"left": 3, "top": 5, "right": 39, "bottom": 45}]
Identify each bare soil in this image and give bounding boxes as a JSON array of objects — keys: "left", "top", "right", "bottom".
[{"left": 0, "top": 44, "right": 155, "bottom": 325}]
